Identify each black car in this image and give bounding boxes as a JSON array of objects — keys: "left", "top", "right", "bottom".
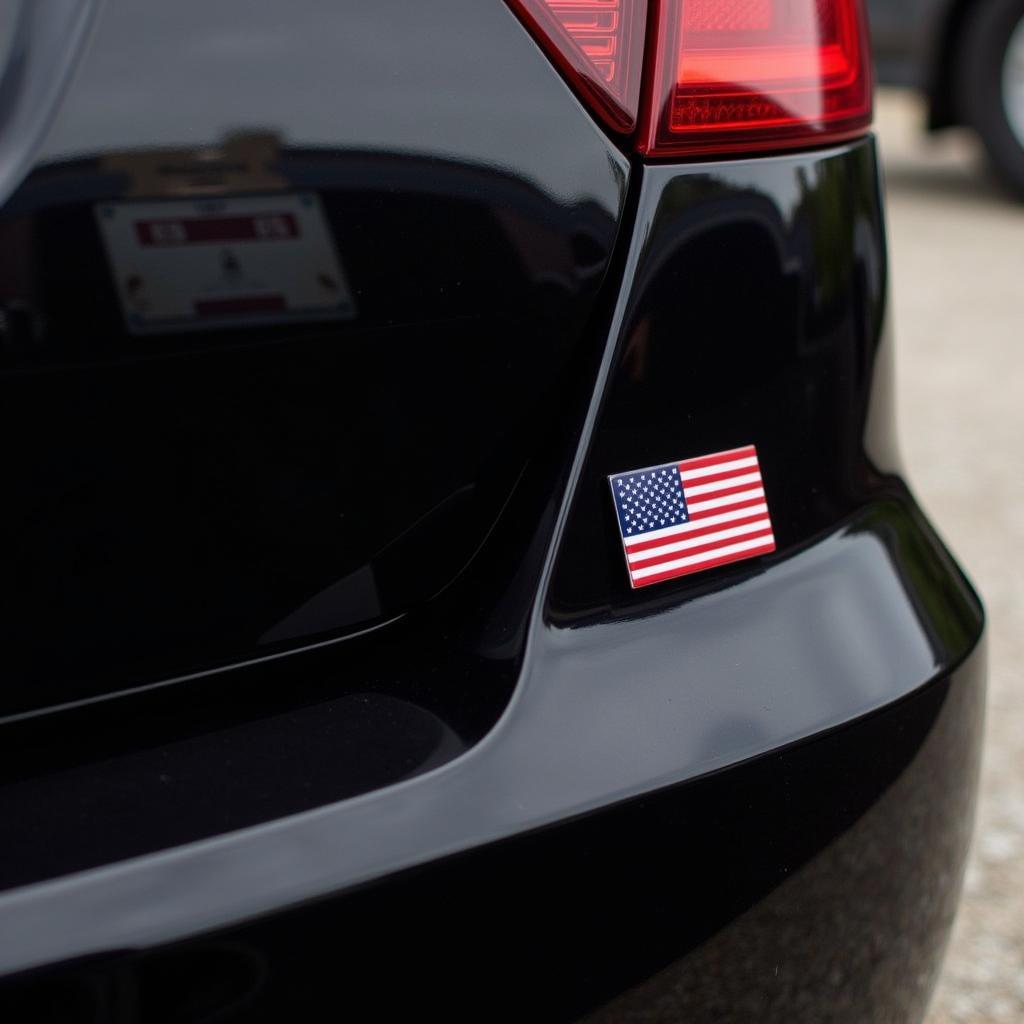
[
  {"left": 0, "top": 1, "right": 985, "bottom": 1021},
  {"left": 869, "top": 0, "right": 1024, "bottom": 191}
]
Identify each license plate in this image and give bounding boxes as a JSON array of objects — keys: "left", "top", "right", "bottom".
[{"left": 96, "top": 193, "right": 355, "bottom": 334}]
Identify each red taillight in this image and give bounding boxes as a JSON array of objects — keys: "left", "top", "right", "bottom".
[
  {"left": 639, "top": 0, "right": 873, "bottom": 155},
  {"left": 507, "top": 0, "right": 648, "bottom": 133},
  {"left": 507, "top": 0, "right": 872, "bottom": 156}
]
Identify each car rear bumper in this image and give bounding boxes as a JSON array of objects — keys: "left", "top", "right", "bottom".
[{"left": 0, "top": 596, "right": 986, "bottom": 1023}]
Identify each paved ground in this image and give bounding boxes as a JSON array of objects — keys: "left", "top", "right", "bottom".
[{"left": 874, "top": 90, "right": 1024, "bottom": 1023}]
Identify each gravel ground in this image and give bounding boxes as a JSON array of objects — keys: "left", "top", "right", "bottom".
[{"left": 874, "top": 89, "right": 1024, "bottom": 1023}]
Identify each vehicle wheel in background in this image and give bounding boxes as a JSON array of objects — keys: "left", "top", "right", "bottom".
[{"left": 959, "top": 0, "right": 1024, "bottom": 194}]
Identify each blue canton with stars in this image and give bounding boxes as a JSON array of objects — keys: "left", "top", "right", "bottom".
[{"left": 610, "top": 463, "right": 689, "bottom": 539}]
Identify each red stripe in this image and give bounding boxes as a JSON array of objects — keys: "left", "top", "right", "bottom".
[
  {"left": 680, "top": 465, "right": 762, "bottom": 488},
  {"left": 629, "top": 527, "right": 775, "bottom": 571},
  {"left": 688, "top": 495, "right": 767, "bottom": 521},
  {"left": 685, "top": 480, "right": 764, "bottom": 505},
  {"left": 677, "top": 446, "right": 756, "bottom": 472},
  {"left": 631, "top": 539, "right": 776, "bottom": 588},
  {"left": 625, "top": 511, "right": 771, "bottom": 554}
]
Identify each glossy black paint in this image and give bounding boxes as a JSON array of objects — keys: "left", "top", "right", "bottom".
[
  {"left": 0, "top": 0, "right": 628, "bottom": 714},
  {"left": 2, "top": 649, "right": 986, "bottom": 1024},
  {"left": 0, "top": 461, "right": 555, "bottom": 889},
  {"left": 0, "top": 136, "right": 985, "bottom": 1024},
  {"left": 552, "top": 149, "right": 894, "bottom": 617}
]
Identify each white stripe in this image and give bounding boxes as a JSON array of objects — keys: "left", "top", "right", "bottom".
[
  {"left": 623, "top": 502, "right": 770, "bottom": 546},
  {"left": 682, "top": 470, "right": 762, "bottom": 498},
  {"left": 686, "top": 486, "right": 764, "bottom": 514},
  {"left": 631, "top": 534, "right": 775, "bottom": 580},
  {"left": 627, "top": 517, "right": 771, "bottom": 564},
  {"left": 678, "top": 455, "right": 757, "bottom": 482}
]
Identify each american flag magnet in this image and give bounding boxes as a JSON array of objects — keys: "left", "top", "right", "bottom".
[{"left": 609, "top": 445, "right": 776, "bottom": 588}]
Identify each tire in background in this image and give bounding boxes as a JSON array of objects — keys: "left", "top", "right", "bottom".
[{"left": 958, "top": 0, "right": 1024, "bottom": 194}]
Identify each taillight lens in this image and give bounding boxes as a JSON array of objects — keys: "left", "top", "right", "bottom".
[
  {"left": 507, "top": 0, "right": 872, "bottom": 155},
  {"left": 507, "top": 0, "right": 648, "bottom": 133},
  {"left": 639, "top": 0, "right": 873, "bottom": 155}
]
